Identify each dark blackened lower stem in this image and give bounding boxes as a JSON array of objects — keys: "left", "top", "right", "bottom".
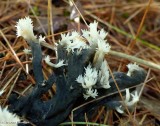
[
  {"left": 28, "top": 41, "right": 44, "bottom": 85},
  {"left": 8, "top": 41, "right": 46, "bottom": 116}
]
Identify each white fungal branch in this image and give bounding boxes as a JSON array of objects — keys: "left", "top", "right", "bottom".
[
  {"left": 59, "top": 21, "right": 110, "bottom": 55},
  {"left": 44, "top": 55, "right": 67, "bottom": 68},
  {"left": 116, "top": 88, "right": 140, "bottom": 113},
  {"left": 82, "top": 21, "right": 107, "bottom": 45},
  {"left": 15, "top": 16, "right": 36, "bottom": 41},
  {"left": 76, "top": 64, "right": 98, "bottom": 99},
  {"left": 80, "top": 21, "right": 110, "bottom": 68},
  {"left": 57, "top": 20, "right": 111, "bottom": 76},
  {"left": 94, "top": 39, "right": 111, "bottom": 67},
  {"left": 124, "top": 89, "right": 139, "bottom": 106},
  {"left": 76, "top": 75, "right": 84, "bottom": 84},
  {"left": 60, "top": 31, "right": 88, "bottom": 52},
  {"left": 115, "top": 105, "right": 124, "bottom": 114},
  {"left": 82, "top": 21, "right": 108, "bottom": 45},
  {"left": 125, "top": 88, "right": 130, "bottom": 103},
  {"left": 82, "top": 21, "right": 99, "bottom": 45},
  {"left": 98, "top": 60, "right": 110, "bottom": 89},
  {"left": 83, "top": 88, "right": 98, "bottom": 100},
  {"left": 38, "top": 35, "right": 46, "bottom": 43},
  {"left": 127, "top": 63, "right": 141, "bottom": 76},
  {"left": 83, "top": 64, "right": 98, "bottom": 88},
  {"left": 76, "top": 65, "right": 98, "bottom": 89},
  {"left": 99, "top": 29, "right": 108, "bottom": 40},
  {"left": 97, "top": 39, "right": 111, "bottom": 54},
  {"left": 23, "top": 48, "right": 31, "bottom": 54},
  {"left": 0, "top": 106, "right": 20, "bottom": 126},
  {"left": 76, "top": 61, "right": 111, "bottom": 100}
]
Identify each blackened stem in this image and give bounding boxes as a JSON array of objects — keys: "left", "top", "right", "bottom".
[{"left": 29, "top": 41, "right": 44, "bottom": 85}]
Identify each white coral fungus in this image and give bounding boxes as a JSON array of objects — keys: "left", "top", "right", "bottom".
[
  {"left": 59, "top": 21, "right": 110, "bottom": 53},
  {"left": 127, "top": 63, "right": 141, "bottom": 76},
  {"left": 15, "top": 16, "right": 36, "bottom": 40},
  {"left": 83, "top": 88, "right": 98, "bottom": 100},
  {"left": 76, "top": 75, "right": 84, "bottom": 84},
  {"left": 0, "top": 106, "right": 20, "bottom": 126},
  {"left": 97, "top": 39, "right": 111, "bottom": 54},
  {"left": 76, "top": 64, "right": 99, "bottom": 99},
  {"left": 115, "top": 105, "right": 124, "bottom": 114},
  {"left": 76, "top": 64, "right": 98, "bottom": 89},
  {"left": 44, "top": 55, "right": 67, "bottom": 68},
  {"left": 23, "top": 48, "right": 31, "bottom": 54},
  {"left": 60, "top": 31, "right": 88, "bottom": 52},
  {"left": 124, "top": 88, "right": 139, "bottom": 106},
  {"left": 116, "top": 88, "right": 140, "bottom": 113},
  {"left": 98, "top": 60, "right": 110, "bottom": 89},
  {"left": 82, "top": 21, "right": 108, "bottom": 45},
  {"left": 38, "top": 35, "right": 46, "bottom": 43}
]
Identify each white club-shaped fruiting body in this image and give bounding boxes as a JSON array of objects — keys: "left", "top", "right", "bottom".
[
  {"left": 15, "top": 17, "right": 45, "bottom": 43},
  {"left": 15, "top": 17, "right": 36, "bottom": 41}
]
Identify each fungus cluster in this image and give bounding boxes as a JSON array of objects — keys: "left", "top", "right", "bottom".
[{"left": 0, "top": 17, "right": 146, "bottom": 126}]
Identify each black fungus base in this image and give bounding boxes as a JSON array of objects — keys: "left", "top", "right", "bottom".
[{"left": 8, "top": 42, "right": 147, "bottom": 126}]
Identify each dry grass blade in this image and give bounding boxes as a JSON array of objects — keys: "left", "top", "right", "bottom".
[
  {"left": 0, "top": 30, "right": 25, "bottom": 71},
  {"left": 0, "top": 68, "right": 21, "bottom": 95},
  {"left": 2, "top": 68, "right": 22, "bottom": 106},
  {"left": 48, "top": 0, "right": 55, "bottom": 44},
  {"left": 128, "top": 0, "right": 153, "bottom": 50},
  {"left": 0, "top": 61, "right": 6, "bottom": 80},
  {"left": 107, "top": 64, "right": 133, "bottom": 123},
  {"left": 109, "top": 50, "right": 160, "bottom": 70},
  {"left": 70, "top": 0, "right": 88, "bottom": 27},
  {"left": 0, "top": 30, "right": 35, "bottom": 84},
  {"left": 139, "top": 96, "right": 160, "bottom": 118}
]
